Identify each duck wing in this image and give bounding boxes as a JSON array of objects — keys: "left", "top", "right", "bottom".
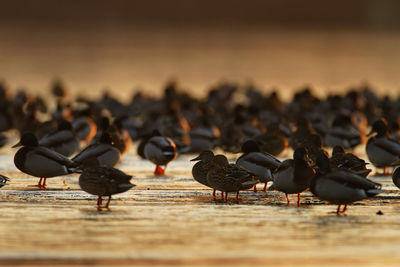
[
  {"left": 35, "top": 147, "right": 76, "bottom": 167},
  {"left": 39, "top": 130, "right": 75, "bottom": 147},
  {"left": 371, "top": 137, "right": 400, "bottom": 157},
  {"left": 237, "top": 152, "right": 281, "bottom": 170},
  {"left": 325, "top": 170, "right": 381, "bottom": 191}
]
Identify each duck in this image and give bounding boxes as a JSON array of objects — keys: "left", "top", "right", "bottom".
[
  {"left": 190, "top": 150, "right": 218, "bottom": 196},
  {"left": 252, "top": 122, "right": 288, "bottom": 156},
  {"left": 207, "top": 155, "right": 258, "bottom": 202},
  {"left": 39, "top": 120, "right": 80, "bottom": 157},
  {"left": 144, "top": 130, "right": 177, "bottom": 176},
  {"left": 392, "top": 166, "right": 400, "bottom": 189},
  {"left": 324, "top": 114, "right": 362, "bottom": 149},
  {"left": 269, "top": 147, "right": 315, "bottom": 206},
  {"left": 0, "top": 174, "right": 9, "bottom": 187},
  {"left": 13, "top": 133, "right": 77, "bottom": 189},
  {"left": 366, "top": 118, "right": 400, "bottom": 175},
  {"left": 330, "top": 145, "right": 371, "bottom": 177},
  {"left": 72, "top": 115, "right": 97, "bottom": 143},
  {"left": 72, "top": 132, "right": 121, "bottom": 168},
  {"left": 79, "top": 158, "right": 135, "bottom": 211},
  {"left": 311, "top": 154, "right": 382, "bottom": 215},
  {"left": 236, "top": 140, "right": 281, "bottom": 192}
]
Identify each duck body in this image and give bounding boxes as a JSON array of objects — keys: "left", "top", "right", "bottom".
[
  {"left": 392, "top": 167, "right": 400, "bottom": 189},
  {"left": 39, "top": 121, "right": 80, "bottom": 157},
  {"left": 330, "top": 145, "right": 371, "bottom": 177},
  {"left": 311, "top": 171, "right": 381, "bottom": 204},
  {"left": 79, "top": 158, "right": 135, "bottom": 210},
  {"left": 366, "top": 119, "right": 400, "bottom": 169},
  {"left": 207, "top": 155, "right": 258, "bottom": 201},
  {"left": 144, "top": 134, "right": 177, "bottom": 175},
  {"left": 13, "top": 133, "right": 77, "bottom": 188},
  {"left": 270, "top": 147, "right": 315, "bottom": 205},
  {"left": 72, "top": 133, "right": 121, "bottom": 168},
  {"left": 366, "top": 136, "right": 400, "bottom": 168},
  {"left": 236, "top": 140, "right": 281, "bottom": 187},
  {"left": 311, "top": 154, "right": 382, "bottom": 214}
]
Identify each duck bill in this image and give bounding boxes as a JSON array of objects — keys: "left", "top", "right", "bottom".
[
  {"left": 190, "top": 156, "right": 201, "bottom": 161},
  {"left": 11, "top": 141, "right": 22, "bottom": 148}
]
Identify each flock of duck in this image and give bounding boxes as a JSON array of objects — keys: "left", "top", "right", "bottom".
[{"left": 1, "top": 80, "right": 400, "bottom": 214}]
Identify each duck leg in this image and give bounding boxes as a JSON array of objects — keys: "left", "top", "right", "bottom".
[
  {"left": 341, "top": 205, "right": 348, "bottom": 214},
  {"left": 105, "top": 196, "right": 112, "bottom": 209},
  {"left": 236, "top": 191, "right": 240, "bottom": 204},
  {"left": 221, "top": 192, "right": 224, "bottom": 200},
  {"left": 42, "top": 178, "right": 47, "bottom": 189},
  {"left": 212, "top": 189, "right": 216, "bottom": 197},
  {"left": 224, "top": 192, "right": 228, "bottom": 202},
  {"left": 253, "top": 184, "right": 257, "bottom": 192},
  {"left": 154, "top": 165, "right": 165, "bottom": 176},
  {"left": 285, "top": 194, "right": 290, "bottom": 205},
  {"left": 336, "top": 205, "right": 342, "bottom": 215},
  {"left": 37, "top": 178, "right": 43, "bottom": 189},
  {"left": 263, "top": 182, "right": 268, "bottom": 192},
  {"left": 297, "top": 193, "right": 301, "bottom": 207},
  {"left": 97, "top": 196, "right": 103, "bottom": 211}
]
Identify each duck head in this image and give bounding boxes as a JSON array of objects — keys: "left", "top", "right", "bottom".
[
  {"left": 332, "top": 145, "right": 345, "bottom": 156},
  {"left": 12, "top": 133, "right": 39, "bottom": 148},
  {"left": 99, "top": 132, "right": 114, "bottom": 145},
  {"left": 211, "top": 154, "right": 229, "bottom": 167},
  {"left": 315, "top": 154, "right": 331, "bottom": 174},
  {"left": 293, "top": 147, "right": 310, "bottom": 164},
  {"left": 190, "top": 150, "right": 214, "bottom": 162},
  {"left": 368, "top": 119, "right": 388, "bottom": 137},
  {"left": 241, "top": 140, "right": 260, "bottom": 153}
]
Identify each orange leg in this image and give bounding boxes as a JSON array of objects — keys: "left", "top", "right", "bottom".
[
  {"left": 154, "top": 165, "right": 165, "bottom": 176},
  {"left": 221, "top": 192, "right": 224, "bottom": 200},
  {"left": 97, "top": 196, "right": 103, "bottom": 211},
  {"left": 336, "top": 205, "right": 342, "bottom": 215},
  {"left": 297, "top": 193, "right": 301, "bottom": 207},
  {"left": 37, "top": 178, "right": 43, "bottom": 189},
  {"left": 253, "top": 184, "right": 257, "bottom": 192},
  {"left": 285, "top": 194, "right": 290, "bottom": 205},
  {"left": 212, "top": 189, "right": 216, "bottom": 197},
  {"left": 341, "top": 205, "right": 348, "bottom": 214},
  {"left": 236, "top": 191, "right": 240, "bottom": 203},
  {"left": 263, "top": 182, "right": 268, "bottom": 192},
  {"left": 224, "top": 192, "right": 228, "bottom": 202},
  {"left": 105, "top": 196, "right": 112, "bottom": 209}
]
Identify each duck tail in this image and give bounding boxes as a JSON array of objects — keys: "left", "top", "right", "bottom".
[{"left": 366, "top": 188, "right": 383, "bottom": 197}]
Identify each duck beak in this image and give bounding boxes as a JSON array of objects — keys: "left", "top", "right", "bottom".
[
  {"left": 190, "top": 155, "right": 201, "bottom": 161},
  {"left": 12, "top": 141, "right": 22, "bottom": 148},
  {"left": 366, "top": 130, "right": 374, "bottom": 137}
]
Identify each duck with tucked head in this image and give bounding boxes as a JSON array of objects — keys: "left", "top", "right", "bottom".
[
  {"left": 236, "top": 140, "right": 281, "bottom": 192},
  {"left": 366, "top": 118, "right": 400, "bottom": 175},
  {"left": 330, "top": 145, "right": 371, "bottom": 177},
  {"left": 72, "top": 132, "right": 121, "bottom": 168},
  {"left": 269, "top": 147, "right": 315, "bottom": 206},
  {"left": 13, "top": 133, "right": 77, "bottom": 189},
  {"left": 207, "top": 155, "right": 258, "bottom": 202},
  {"left": 79, "top": 158, "right": 135, "bottom": 211},
  {"left": 311, "top": 154, "right": 382, "bottom": 215},
  {"left": 39, "top": 120, "right": 80, "bottom": 157},
  {"left": 144, "top": 130, "right": 177, "bottom": 176}
]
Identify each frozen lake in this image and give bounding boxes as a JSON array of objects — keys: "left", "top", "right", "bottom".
[{"left": 0, "top": 150, "right": 400, "bottom": 266}]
